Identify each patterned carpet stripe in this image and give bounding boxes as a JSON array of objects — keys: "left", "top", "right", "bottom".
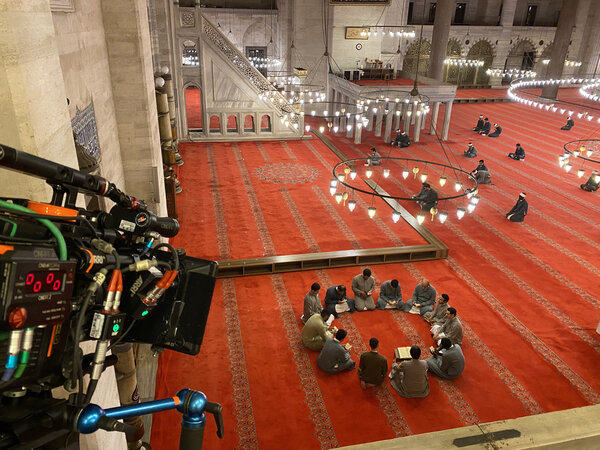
[{"left": 207, "top": 144, "right": 231, "bottom": 260}]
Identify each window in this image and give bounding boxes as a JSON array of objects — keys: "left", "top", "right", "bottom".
[
  {"left": 407, "top": 2, "right": 414, "bottom": 24},
  {"left": 227, "top": 115, "right": 238, "bottom": 133},
  {"left": 525, "top": 5, "right": 537, "bottom": 26},
  {"left": 182, "top": 40, "right": 198, "bottom": 66},
  {"left": 428, "top": 2, "right": 436, "bottom": 23},
  {"left": 261, "top": 115, "right": 271, "bottom": 132},
  {"left": 209, "top": 115, "right": 221, "bottom": 133},
  {"left": 244, "top": 115, "right": 255, "bottom": 132},
  {"left": 454, "top": 3, "right": 466, "bottom": 24}
]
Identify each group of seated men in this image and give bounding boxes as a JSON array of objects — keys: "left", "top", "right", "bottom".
[
  {"left": 391, "top": 129, "right": 411, "bottom": 147},
  {"left": 473, "top": 115, "right": 501, "bottom": 137},
  {"left": 300, "top": 274, "right": 465, "bottom": 394}
]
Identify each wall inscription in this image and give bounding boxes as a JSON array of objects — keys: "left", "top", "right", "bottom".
[
  {"left": 346, "top": 27, "right": 370, "bottom": 40},
  {"left": 71, "top": 102, "right": 101, "bottom": 169}
]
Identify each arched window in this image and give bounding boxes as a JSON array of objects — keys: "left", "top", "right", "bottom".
[
  {"left": 244, "top": 115, "right": 255, "bottom": 132},
  {"left": 261, "top": 114, "right": 271, "bottom": 132},
  {"left": 185, "top": 86, "right": 202, "bottom": 131},
  {"left": 227, "top": 115, "right": 238, "bottom": 133},
  {"left": 209, "top": 115, "right": 221, "bottom": 133},
  {"left": 182, "top": 40, "right": 199, "bottom": 66}
]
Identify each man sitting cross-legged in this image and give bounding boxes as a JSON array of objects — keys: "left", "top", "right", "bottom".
[
  {"left": 403, "top": 278, "right": 437, "bottom": 315},
  {"left": 301, "top": 282, "right": 324, "bottom": 324},
  {"left": 432, "top": 307, "right": 463, "bottom": 346},
  {"left": 389, "top": 345, "right": 430, "bottom": 398},
  {"left": 351, "top": 268, "right": 377, "bottom": 311},
  {"left": 376, "top": 279, "right": 403, "bottom": 310},
  {"left": 358, "top": 337, "right": 388, "bottom": 389},
  {"left": 423, "top": 293, "right": 449, "bottom": 330},
  {"left": 324, "top": 285, "right": 356, "bottom": 319},
  {"left": 301, "top": 310, "right": 337, "bottom": 351},
  {"left": 426, "top": 337, "right": 465, "bottom": 380},
  {"left": 317, "top": 329, "right": 356, "bottom": 374}
]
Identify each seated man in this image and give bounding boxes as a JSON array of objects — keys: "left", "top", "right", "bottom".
[
  {"left": 412, "top": 182, "right": 439, "bottom": 212},
  {"left": 506, "top": 192, "right": 528, "bottom": 222},
  {"left": 351, "top": 268, "right": 376, "bottom": 311},
  {"left": 463, "top": 142, "right": 477, "bottom": 158},
  {"left": 365, "top": 147, "right": 382, "bottom": 166},
  {"left": 317, "top": 329, "right": 355, "bottom": 374},
  {"left": 581, "top": 171, "right": 599, "bottom": 192},
  {"left": 423, "top": 293, "right": 449, "bottom": 329},
  {"left": 488, "top": 123, "right": 502, "bottom": 137},
  {"left": 478, "top": 118, "right": 491, "bottom": 135},
  {"left": 376, "top": 279, "right": 403, "bottom": 310},
  {"left": 324, "top": 285, "right": 356, "bottom": 319},
  {"left": 426, "top": 337, "right": 465, "bottom": 380},
  {"left": 508, "top": 143, "right": 525, "bottom": 160},
  {"left": 432, "top": 307, "right": 463, "bottom": 346},
  {"left": 301, "top": 310, "right": 336, "bottom": 351},
  {"left": 403, "top": 278, "right": 437, "bottom": 315},
  {"left": 358, "top": 337, "right": 388, "bottom": 389},
  {"left": 392, "top": 130, "right": 411, "bottom": 147},
  {"left": 389, "top": 345, "right": 429, "bottom": 398},
  {"left": 472, "top": 114, "right": 485, "bottom": 132},
  {"left": 301, "top": 282, "right": 323, "bottom": 324},
  {"left": 561, "top": 116, "right": 574, "bottom": 130}
]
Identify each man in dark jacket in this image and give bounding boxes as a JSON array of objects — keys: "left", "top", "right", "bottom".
[
  {"left": 561, "top": 116, "right": 574, "bottom": 130},
  {"left": 426, "top": 338, "right": 465, "bottom": 380},
  {"left": 506, "top": 192, "right": 528, "bottom": 222},
  {"left": 412, "top": 182, "right": 439, "bottom": 211},
  {"left": 581, "top": 171, "right": 599, "bottom": 192},
  {"left": 392, "top": 129, "right": 410, "bottom": 147},
  {"left": 463, "top": 142, "right": 477, "bottom": 158},
  {"left": 324, "top": 285, "right": 355, "bottom": 318},
  {"left": 317, "top": 329, "right": 355, "bottom": 374},
  {"left": 478, "top": 118, "right": 491, "bottom": 135},
  {"left": 358, "top": 337, "right": 388, "bottom": 388},
  {"left": 472, "top": 115, "right": 485, "bottom": 132},
  {"left": 488, "top": 123, "right": 502, "bottom": 137},
  {"left": 508, "top": 143, "right": 525, "bottom": 160}
]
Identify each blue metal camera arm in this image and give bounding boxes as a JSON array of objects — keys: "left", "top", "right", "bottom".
[{"left": 76, "top": 389, "right": 223, "bottom": 449}]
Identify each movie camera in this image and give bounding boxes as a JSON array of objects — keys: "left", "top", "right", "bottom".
[{"left": 0, "top": 144, "right": 222, "bottom": 449}]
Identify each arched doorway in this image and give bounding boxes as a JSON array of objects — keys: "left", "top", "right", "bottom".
[
  {"left": 185, "top": 85, "right": 203, "bottom": 131},
  {"left": 506, "top": 39, "right": 536, "bottom": 71},
  {"left": 464, "top": 40, "right": 494, "bottom": 86},
  {"left": 444, "top": 38, "right": 463, "bottom": 84},
  {"left": 402, "top": 39, "right": 431, "bottom": 77}
]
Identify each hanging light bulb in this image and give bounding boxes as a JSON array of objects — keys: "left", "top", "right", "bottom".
[
  {"left": 454, "top": 182, "right": 462, "bottom": 192},
  {"left": 587, "top": 149, "right": 593, "bottom": 157},
  {"left": 439, "top": 176, "right": 447, "bottom": 186},
  {"left": 335, "top": 193, "right": 343, "bottom": 204},
  {"left": 350, "top": 170, "right": 357, "bottom": 180},
  {"left": 420, "top": 173, "right": 428, "bottom": 183},
  {"left": 438, "top": 211, "right": 448, "bottom": 223},
  {"left": 573, "top": 149, "right": 580, "bottom": 157},
  {"left": 471, "top": 195, "right": 480, "bottom": 205},
  {"left": 383, "top": 169, "right": 390, "bottom": 178},
  {"left": 402, "top": 170, "right": 409, "bottom": 179},
  {"left": 577, "top": 169, "right": 585, "bottom": 178},
  {"left": 319, "top": 126, "right": 325, "bottom": 133},
  {"left": 564, "top": 163, "right": 573, "bottom": 172},
  {"left": 329, "top": 186, "right": 336, "bottom": 196},
  {"left": 330, "top": 178, "right": 338, "bottom": 188},
  {"left": 392, "top": 211, "right": 401, "bottom": 223},
  {"left": 456, "top": 208, "right": 466, "bottom": 219},
  {"left": 365, "top": 168, "right": 373, "bottom": 178},
  {"left": 333, "top": 126, "right": 339, "bottom": 133},
  {"left": 346, "top": 124, "right": 352, "bottom": 131},
  {"left": 348, "top": 200, "right": 356, "bottom": 212},
  {"left": 337, "top": 174, "right": 345, "bottom": 182},
  {"left": 467, "top": 202, "right": 477, "bottom": 213},
  {"left": 367, "top": 207, "right": 376, "bottom": 218},
  {"left": 416, "top": 213, "right": 426, "bottom": 224},
  {"left": 305, "top": 125, "right": 311, "bottom": 132}
]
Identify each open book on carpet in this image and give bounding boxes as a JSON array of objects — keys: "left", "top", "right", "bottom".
[{"left": 394, "top": 346, "right": 412, "bottom": 361}]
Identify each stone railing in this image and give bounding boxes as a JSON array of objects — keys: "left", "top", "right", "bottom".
[{"left": 201, "top": 16, "right": 299, "bottom": 126}]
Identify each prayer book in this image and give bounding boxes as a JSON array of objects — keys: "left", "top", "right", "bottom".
[{"left": 394, "top": 346, "right": 412, "bottom": 361}]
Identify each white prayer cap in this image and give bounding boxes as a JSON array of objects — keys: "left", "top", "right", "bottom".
[{"left": 519, "top": 192, "right": 526, "bottom": 198}]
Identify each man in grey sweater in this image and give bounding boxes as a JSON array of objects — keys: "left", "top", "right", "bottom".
[
  {"left": 403, "top": 279, "right": 436, "bottom": 315},
  {"left": 426, "top": 338, "right": 465, "bottom": 380},
  {"left": 317, "top": 329, "right": 355, "bottom": 374},
  {"left": 432, "top": 307, "right": 463, "bottom": 346},
  {"left": 376, "top": 279, "right": 403, "bottom": 309}
]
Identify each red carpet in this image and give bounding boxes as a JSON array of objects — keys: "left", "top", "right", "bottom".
[{"left": 152, "top": 88, "right": 600, "bottom": 449}]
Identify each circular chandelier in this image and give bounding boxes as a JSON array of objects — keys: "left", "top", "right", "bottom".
[
  {"left": 358, "top": 26, "right": 416, "bottom": 39},
  {"left": 248, "top": 56, "right": 281, "bottom": 69},
  {"left": 486, "top": 68, "right": 536, "bottom": 78},
  {"left": 329, "top": 157, "right": 479, "bottom": 224},
  {"left": 579, "top": 81, "right": 600, "bottom": 102},
  {"left": 542, "top": 59, "right": 582, "bottom": 67},
  {"left": 304, "top": 101, "right": 369, "bottom": 134},
  {"left": 443, "top": 58, "right": 484, "bottom": 67},
  {"left": 357, "top": 91, "right": 430, "bottom": 118},
  {"left": 559, "top": 140, "right": 600, "bottom": 180},
  {"left": 277, "top": 84, "right": 327, "bottom": 105}
]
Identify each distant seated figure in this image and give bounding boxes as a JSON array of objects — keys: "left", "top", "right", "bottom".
[
  {"left": 392, "top": 130, "right": 411, "bottom": 147},
  {"left": 403, "top": 278, "right": 437, "bottom": 315},
  {"left": 301, "top": 282, "right": 322, "bottom": 324},
  {"left": 463, "top": 142, "right": 477, "bottom": 158},
  {"left": 472, "top": 115, "right": 485, "bottom": 132},
  {"left": 506, "top": 192, "right": 528, "bottom": 222},
  {"left": 412, "top": 182, "right": 439, "bottom": 211},
  {"left": 561, "top": 116, "right": 574, "bottom": 130},
  {"left": 376, "top": 279, "right": 403, "bottom": 310},
  {"left": 324, "top": 285, "right": 356, "bottom": 319},
  {"left": 508, "top": 143, "right": 525, "bottom": 160},
  {"left": 478, "top": 118, "right": 491, "bottom": 135},
  {"left": 389, "top": 345, "right": 429, "bottom": 398},
  {"left": 488, "top": 123, "right": 502, "bottom": 137},
  {"left": 431, "top": 307, "right": 463, "bottom": 346},
  {"left": 351, "top": 268, "right": 376, "bottom": 311},
  {"left": 301, "top": 310, "right": 335, "bottom": 351},
  {"left": 426, "top": 338, "right": 465, "bottom": 380},
  {"left": 365, "top": 147, "right": 382, "bottom": 166},
  {"left": 358, "top": 337, "right": 388, "bottom": 389},
  {"left": 581, "top": 171, "right": 599, "bottom": 192},
  {"left": 472, "top": 160, "right": 491, "bottom": 184},
  {"left": 317, "top": 329, "right": 356, "bottom": 374}
]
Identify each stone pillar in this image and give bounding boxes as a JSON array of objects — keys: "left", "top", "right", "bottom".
[
  {"left": 541, "top": 0, "right": 580, "bottom": 100},
  {"left": 414, "top": 112, "right": 422, "bottom": 142},
  {"left": 367, "top": 107, "right": 374, "bottom": 131},
  {"left": 575, "top": 0, "right": 600, "bottom": 76},
  {"left": 354, "top": 122, "right": 362, "bottom": 144},
  {"left": 441, "top": 101, "right": 453, "bottom": 141},
  {"left": 101, "top": 0, "right": 167, "bottom": 216},
  {"left": 0, "top": 1, "right": 79, "bottom": 200},
  {"left": 427, "top": 0, "right": 454, "bottom": 81},
  {"left": 375, "top": 105, "right": 383, "bottom": 137},
  {"left": 430, "top": 101, "right": 440, "bottom": 135},
  {"left": 489, "top": 0, "right": 518, "bottom": 87},
  {"left": 384, "top": 108, "right": 394, "bottom": 143},
  {"left": 421, "top": 108, "right": 426, "bottom": 129},
  {"left": 403, "top": 105, "right": 411, "bottom": 135},
  {"left": 346, "top": 115, "right": 354, "bottom": 138},
  {"left": 393, "top": 107, "right": 401, "bottom": 129}
]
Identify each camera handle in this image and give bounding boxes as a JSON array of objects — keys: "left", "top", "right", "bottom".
[{"left": 75, "top": 388, "right": 223, "bottom": 450}]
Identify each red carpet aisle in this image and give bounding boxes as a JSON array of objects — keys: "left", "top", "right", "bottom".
[{"left": 152, "top": 92, "right": 600, "bottom": 449}]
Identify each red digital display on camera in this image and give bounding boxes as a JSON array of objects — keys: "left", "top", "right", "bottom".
[{"left": 24, "top": 270, "right": 65, "bottom": 294}]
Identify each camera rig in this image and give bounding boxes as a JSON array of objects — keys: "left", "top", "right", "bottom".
[{"left": 0, "top": 144, "right": 222, "bottom": 449}]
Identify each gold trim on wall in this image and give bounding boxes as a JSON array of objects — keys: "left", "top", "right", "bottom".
[{"left": 345, "top": 27, "right": 370, "bottom": 40}]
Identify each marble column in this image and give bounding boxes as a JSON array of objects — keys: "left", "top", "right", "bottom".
[
  {"left": 427, "top": 0, "right": 454, "bottom": 81},
  {"left": 403, "top": 105, "right": 411, "bottom": 136},
  {"left": 354, "top": 122, "right": 362, "bottom": 144},
  {"left": 489, "top": 0, "right": 518, "bottom": 87},
  {"left": 541, "top": 0, "right": 580, "bottom": 100},
  {"left": 414, "top": 112, "right": 422, "bottom": 142},
  {"left": 384, "top": 107, "right": 394, "bottom": 143},
  {"left": 346, "top": 115, "right": 354, "bottom": 138},
  {"left": 430, "top": 101, "right": 440, "bottom": 135},
  {"left": 375, "top": 105, "right": 383, "bottom": 137},
  {"left": 367, "top": 107, "right": 374, "bottom": 131},
  {"left": 393, "top": 107, "right": 401, "bottom": 129},
  {"left": 441, "top": 101, "right": 453, "bottom": 141}
]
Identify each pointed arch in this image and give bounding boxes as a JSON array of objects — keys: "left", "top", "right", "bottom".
[
  {"left": 402, "top": 39, "right": 431, "bottom": 77},
  {"left": 463, "top": 40, "right": 495, "bottom": 86}
]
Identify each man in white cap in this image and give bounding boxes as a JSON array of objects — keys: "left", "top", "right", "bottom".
[
  {"left": 506, "top": 192, "right": 528, "bottom": 222},
  {"left": 463, "top": 142, "right": 477, "bottom": 158}
]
